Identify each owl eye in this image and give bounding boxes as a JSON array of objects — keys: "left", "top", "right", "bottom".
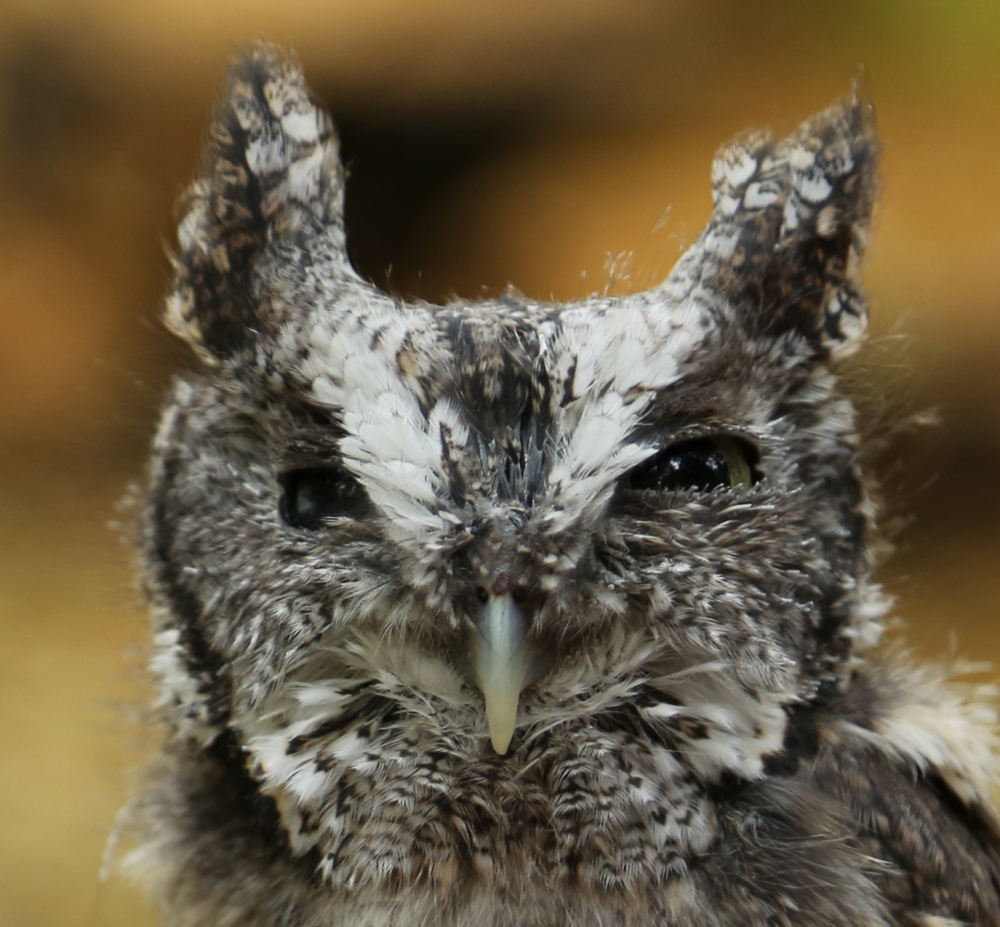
[
  {"left": 620, "top": 436, "right": 758, "bottom": 496},
  {"left": 279, "top": 467, "right": 370, "bottom": 529}
]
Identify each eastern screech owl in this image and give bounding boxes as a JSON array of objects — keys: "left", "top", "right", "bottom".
[{"left": 127, "top": 44, "right": 1000, "bottom": 927}]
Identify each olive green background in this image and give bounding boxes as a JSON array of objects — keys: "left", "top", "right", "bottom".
[{"left": 1, "top": 2, "right": 998, "bottom": 925}]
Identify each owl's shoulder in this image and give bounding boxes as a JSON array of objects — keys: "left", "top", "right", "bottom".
[{"left": 815, "top": 658, "right": 1000, "bottom": 924}]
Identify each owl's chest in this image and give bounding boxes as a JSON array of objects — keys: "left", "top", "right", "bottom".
[{"left": 248, "top": 707, "right": 730, "bottom": 897}]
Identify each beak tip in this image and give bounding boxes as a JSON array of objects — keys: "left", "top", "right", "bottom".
[
  {"left": 490, "top": 730, "right": 513, "bottom": 755},
  {"left": 485, "top": 698, "right": 517, "bottom": 755}
]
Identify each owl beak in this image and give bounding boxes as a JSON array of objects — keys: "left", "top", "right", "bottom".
[{"left": 471, "top": 594, "right": 530, "bottom": 755}]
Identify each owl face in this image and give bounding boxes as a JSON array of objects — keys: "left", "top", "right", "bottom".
[{"left": 146, "top": 47, "right": 883, "bottom": 901}]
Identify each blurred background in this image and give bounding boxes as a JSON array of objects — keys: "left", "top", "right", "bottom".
[{"left": 0, "top": 1, "right": 997, "bottom": 924}]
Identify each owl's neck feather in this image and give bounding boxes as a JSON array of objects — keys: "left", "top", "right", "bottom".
[{"left": 127, "top": 652, "right": 1000, "bottom": 927}]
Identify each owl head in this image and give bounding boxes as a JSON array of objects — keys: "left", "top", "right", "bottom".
[{"left": 144, "top": 44, "right": 884, "bottom": 904}]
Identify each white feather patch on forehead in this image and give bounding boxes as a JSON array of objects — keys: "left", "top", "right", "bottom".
[
  {"left": 275, "top": 280, "right": 718, "bottom": 541},
  {"left": 280, "top": 292, "right": 451, "bottom": 540},
  {"left": 543, "top": 294, "right": 717, "bottom": 529}
]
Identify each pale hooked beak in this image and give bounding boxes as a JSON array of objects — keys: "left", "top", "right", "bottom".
[{"left": 471, "top": 594, "right": 531, "bottom": 755}]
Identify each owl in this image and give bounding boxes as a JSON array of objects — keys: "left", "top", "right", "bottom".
[{"left": 127, "top": 43, "right": 1000, "bottom": 927}]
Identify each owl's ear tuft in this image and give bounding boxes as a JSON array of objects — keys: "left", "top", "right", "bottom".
[
  {"left": 165, "top": 43, "right": 348, "bottom": 363},
  {"left": 668, "top": 83, "right": 879, "bottom": 365}
]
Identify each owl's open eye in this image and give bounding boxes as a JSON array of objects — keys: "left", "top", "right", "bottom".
[
  {"left": 619, "top": 436, "right": 759, "bottom": 496},
  {"left": 278, "top": 467, "right": 370, "bottom": 529}
]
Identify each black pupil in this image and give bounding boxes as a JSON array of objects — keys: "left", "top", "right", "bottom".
[
  {"left": 624, "top": 438, "right": 733, "bottom": 494},
  {"left": 280, "top": 468, "right": 367, "bottom": 529}
]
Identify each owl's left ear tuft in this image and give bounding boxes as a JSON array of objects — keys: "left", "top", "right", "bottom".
[
  {"left": 770, "top": 81, "right": 878, "bottom": 362},
  {"left": 165, "top": 43, "right": 348, "bottom": 364},
  {"left": 667, "top": 82, "right": 879, "bottom": 365}
]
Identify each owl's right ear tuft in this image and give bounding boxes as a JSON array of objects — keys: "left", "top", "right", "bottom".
[
  {"left": 165, "top": 43, "right": 347, "bottom": 364},
  {"left": 659, "top": 83, "right": 879, "bottom": 367}
]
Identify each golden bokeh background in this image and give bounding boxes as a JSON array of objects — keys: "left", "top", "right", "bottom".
[{"left": 0, "top": 2, "right": 998, "bottom": 925}]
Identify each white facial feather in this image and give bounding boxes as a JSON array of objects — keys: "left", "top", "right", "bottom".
[{"left": 272, "top": 289, "right": 720, "bottom": 545}]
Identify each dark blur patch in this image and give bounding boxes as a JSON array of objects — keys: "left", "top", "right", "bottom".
[
  {"left": 334, "top": 112, "right": 527, "bottom": 297},
  {"left": 0, "top": 33, "right": 113, "bottom": 212}
]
